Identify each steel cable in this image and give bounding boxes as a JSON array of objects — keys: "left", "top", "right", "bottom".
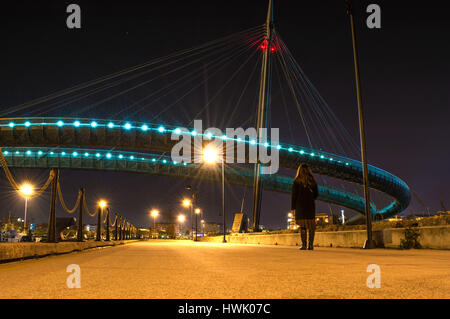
[
  {"left": 57, "top": 182, "right": 82, "bottom": 214},
  {"left": 0, "top": 148, "right": 55, "bottom": 197}
]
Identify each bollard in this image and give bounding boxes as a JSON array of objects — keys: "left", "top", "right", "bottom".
[
  {"left": 96, "top": 207, "right": 102, "bottom": 241},
  {"left": 77, "top": 188, "right": 85, "bottom": 242},
  {"left": 114, "top": 214, "right": 119, "bottom": 241},
  {"left": 120, "top": 218, "right": 125, "bottom": 240},
  {"left": 106, "top": 208, "right": 111, "bottom": 241},
  {"left": 46, "top": 169, "right": 59, "bottom": 243}
]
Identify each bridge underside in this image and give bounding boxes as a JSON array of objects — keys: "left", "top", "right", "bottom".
[{"left": 0, "top": 117, "right": 411, "bottom": 219}]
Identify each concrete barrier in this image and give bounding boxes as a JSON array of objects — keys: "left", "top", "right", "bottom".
[
  {"left": 0, "top": 240, "right": 137, "bottom": 263},
  {"left": 200, "top": 226, "right": 450, "bottom": 249}
]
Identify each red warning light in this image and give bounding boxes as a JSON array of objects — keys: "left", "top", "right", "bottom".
[
  {"left": 259, "top": 40, "right": 277, "bottom": 53},
  {"left": 259, "top": 40, "right": 268, "bottom": 51}
]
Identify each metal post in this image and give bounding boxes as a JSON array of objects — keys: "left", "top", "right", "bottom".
[
  {"left": 195, "top": 209, "right": 198, "bottom": 241},
  {"left": 23, "top": 198, "right": 28, "bottom": 234},
  {"left": 252, "top": 0, "right": 274, "bottom": 232},
  {"left": 77, "top": 188, "right": 84, "bottom": 242},
  {"left": 190, "top": 196, "right": 194, "bottom": 240},
  {"left": 222, "top": 158, "right": 226, "bottom": 243},
  {"left": 106, "top": 208, "right": 111, "bottom": 241},
  {"left": 96, "top": 207, "right": 102, "bottom": 241},
  {"left": 346, "top": 0, "right": 375, "bottom": 249},
  {"left": 47, "top": 169, "right": 59, "bottom": 243}
]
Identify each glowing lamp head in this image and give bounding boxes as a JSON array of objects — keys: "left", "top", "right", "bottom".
[
  {"left": 19, "top": 183, "right": 34, "bottom": 198},
  {"left": 151, "top": 209, "right": 159, "bottom": 218},
  {"left": 195, "top": 208, "right": 201, "bottom": 215},
  {"left": 202, "top": 146, "right": 220, "bottom": 165},
  {"left": 182, "top": 199, "right": 191, "bottom": 208},
  {"left": 177, "top": 214, "right": 186, "bottom": 223},
  {"left": 98, "top": 200, "right": 107, "bottom": 208}
]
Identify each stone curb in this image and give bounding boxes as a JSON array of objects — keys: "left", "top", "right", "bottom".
[{"left": 0, "top": 240, "right": 138, "bottom": 263}]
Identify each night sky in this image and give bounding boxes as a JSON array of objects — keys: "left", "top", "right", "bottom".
[{"left": 0, "top": 0, "right": 449, "bottom": 230}]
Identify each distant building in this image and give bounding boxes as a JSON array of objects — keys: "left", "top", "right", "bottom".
[
  {"left": 287, "top": 212, "right": 297, "bottom": 230},
  {"left": 386, "top": 215, "right": 405, "bottom": 222},
  {"left": 202, "top": 222, "right": 221, "bottom": 236},
  {"left": 315, "top": 213, "right": 329, "bottom": 225},
  {"left": 154, "top": 222, "right": 177, "bottom": 238}
]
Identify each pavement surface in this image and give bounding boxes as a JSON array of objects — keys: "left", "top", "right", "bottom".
[{"left": 0, "top": 240, "right": 449, "bottom": 299}]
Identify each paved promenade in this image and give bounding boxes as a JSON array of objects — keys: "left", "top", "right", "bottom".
[{"left": 0, "top": 240, "right": 448, "bottom": 299}]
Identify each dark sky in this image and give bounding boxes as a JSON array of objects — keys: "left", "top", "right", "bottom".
[{"left": 0, "top": 0, "right": 449, "bottom": 229}]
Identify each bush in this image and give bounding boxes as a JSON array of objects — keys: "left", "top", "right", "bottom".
[{"left": 400, "top": 227, "right": 421, "bottom": 249}]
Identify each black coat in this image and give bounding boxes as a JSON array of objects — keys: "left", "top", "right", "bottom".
[{"left": 291, "top": 180, "right": 319, "bottom": 220}]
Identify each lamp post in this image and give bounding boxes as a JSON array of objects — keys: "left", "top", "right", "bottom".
[
  {"left": 19, "top": 183, "right": 34, "bottom": 235},
  {"left": 202, "top": 146, "right": 226, "bottom": 243},
  {"left": 182, "top": 198, "right": 193, "bottom": 239},
  {"left": 194, "top": 208, "right": 201, "bottom": 241},
  {"left": 150, "top": 209, "right": 159, "bottom": 239},
  {"left": 177, "top": 214, "right": 186, "bottom": 238},
  {"left": 346, "top": 0, "right": 375, "bottom": 249}
]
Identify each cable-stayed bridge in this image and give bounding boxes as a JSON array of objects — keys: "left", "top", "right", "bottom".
[{"left": 0, "top": 1, "right": 411, "bottom": 236}]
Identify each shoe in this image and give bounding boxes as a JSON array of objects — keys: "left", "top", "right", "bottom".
[{"left": 299, "top": 246, "right": 307, "bottom": 250}]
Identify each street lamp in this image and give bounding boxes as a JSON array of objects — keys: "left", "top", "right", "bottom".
[
  {"left": 150, "top": 209, "right": 159, "bottom": 239},
  {"left": 19, "top": 183, "right": 34, "bottom": 235},
  {"left": 177, "top": 214, "right": 185, "bottom": 238},
  {"left": 202, "top": 145, "right": 226, "bottom": 243},
  {"left": 194, "top": 208, "right": 201, "bottom": 241}
]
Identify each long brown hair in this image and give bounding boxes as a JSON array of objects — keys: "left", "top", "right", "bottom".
[{"left": 294, "top": 164, "right": 317, "bottom": 188}]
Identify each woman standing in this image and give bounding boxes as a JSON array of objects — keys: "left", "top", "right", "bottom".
[{"left": 291, "top": 164, "right": 319, "bottom": 250}]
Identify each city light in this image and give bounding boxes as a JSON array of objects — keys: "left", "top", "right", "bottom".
[
  {"left": 195, "top": 208, "right": 201, "bottom": 214},
  {"left": 177, "top": 214, "right": 186, "bottom": 223}
]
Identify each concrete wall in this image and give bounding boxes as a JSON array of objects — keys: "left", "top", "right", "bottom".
[
  {"left": 200, "top": 226, "right": 450, "bottom": 249},
  {"left": 0, "top": 240, "right": 136, "bottom": 262}
]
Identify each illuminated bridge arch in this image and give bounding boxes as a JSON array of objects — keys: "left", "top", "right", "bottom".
[{"left": 0, "top": 117, "right": 411, "bottom": 219}]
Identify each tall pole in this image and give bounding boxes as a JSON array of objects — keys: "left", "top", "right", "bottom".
[
  {"left": 23, "top": 198, "right": 28, "bottom": 234},
  {"left": 251, "top": 0, "right": 274, "bottom": 232},
  {"left": 195, "top": 210, "right": 198, "bottom": 241},
  {"left": 346, "top": 0, "right": 375, "bottom": 249},
  {"left": 222, "top": 158, "right": 226, "bottom": 242}
]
